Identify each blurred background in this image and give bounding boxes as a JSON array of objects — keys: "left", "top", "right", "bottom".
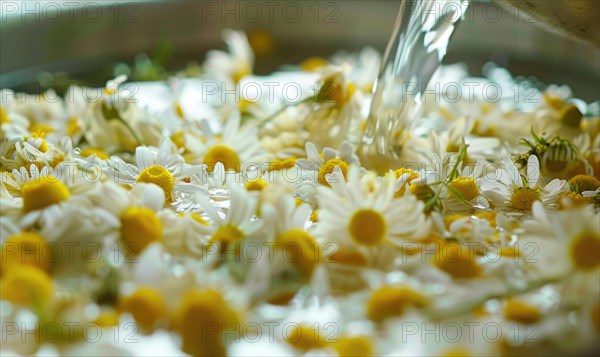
[{"left": 1, "top": 0, "right": 599, "bottom": 100}]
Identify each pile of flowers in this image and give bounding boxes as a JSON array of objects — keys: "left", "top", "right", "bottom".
[{"left": 1, "top": 30, "right": 599, "bottom": 356}]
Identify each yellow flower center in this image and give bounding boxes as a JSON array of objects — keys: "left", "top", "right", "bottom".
[
  {"left": 203, "top": 145, "right": 241, "bottom": 173},
  {"left": 277, "top": 229, "right": 320, "bottom": 279},
  {"left": 268, "top": 158, "right": 296, "bottom": 172},
  {"left": 394, "top": 168, "right": 420, "bottom": 197},
  {"left": 21, "top": 177, "right": 70, "bottom": 213},
  {"left": 433, "top": 243, "right": 481, "bottom": 279},
  {"left": 0, "top": 106, "right": 10, "bottom": 124},
  {"left": 449, "top": 176, "right": 480, "bottom": 201},
  {"left": 557, "top": 191, "right": 592, "bottom": 210},
  {"left": 569, "top": 231, "right": 600, "bottom": 271},
  {"left": 349, "top": 209, "right": 387, "bottom": 246},
  {"left": 136, "top": 165, "right": 174, "bottom": 201},
  {"left": 318, "top": 158, "right": 349, "bottom": 186},
  {"left": 30, "top": 130, "right": 49, "bottom": 152},
  {"left": 366, "top": 285, "right": 428, "bottom": 322},
  {"left": 174, "top": 289, "right": 240, "bottom": 357},
  {"left": 30, "top": 123, "right": 55, "bottom": 135},
  {"left": 334, "top": 336, "right": 375, "bottom": 357},
  {"left": 510, "top": 187, "right": 540, "bottom": 211},
  {"left": 558, "top": 104, "right": 582, "bottom": 128},
  {"left": 120, "top": 207, "right": 163, "bottom": 256},
  {"left": 245, "top": 179, "right": 268, "bottom": 191},
  {"left": 1, "top": 232, "right": 51, "bottom": 274},
  {"left": 544, "top": 94, "right": 564, "bottom": 110},
  {"left": 284, "top": 324, "right": 327, "bottom": 352},
  {"left": 504, "top": 299, "right": 541, "bottom": 324},
  {"left": 210, "top": 225, "right": 244, "bottom": 252},
  {"left": 171, "top": 131, "right": 186, "bottom": 149},
  {"left": 330, "top": 249, "right": 368, "bottom": 266},
  {"left": 66, "top": 116, "right": 80, "bottom": 136},
  {"left": 120, "top": 287, "right": 167, "bottom": 332},
  {"left": 300, "top": 57, "right": 328, "bottom": 72},
  {"left": 81, "top": 148, "right": 109, "bottom": 160},
  {"left": 569, "top": 174, "right": 600, "bottom": 194},
  {"left": 93, "top": 309, "right": 120, "bottom": 328},
  {"left": 1, "top": 265, "right": 53, "bottom": 306},
  {"left": 233, "top": 66, "right": 251, "bottom": 84}
]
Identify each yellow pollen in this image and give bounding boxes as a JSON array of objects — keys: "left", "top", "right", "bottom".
[
  {"left": 120, "top": 207, "right": 163, "bottom": 256},
  {"left": 334, "top": 336, "right": 375, "bottom": 357},
  {"left": 204, "top": 145, "right": 241, "bottom": 173},
  {"left": 446, "top": 142, "right": 461, "bottom": 153},
  {"left": 569, "top": 231, "right": 600, "bottom": 271},
  {"left": 569, "top": 174, "right": 600, "bottom": 194},
  {"left": 245, "top": 179, "right": 268, "bottom": 191},
  {"left": 450, "top": 176, "right": 480, "bottom": 201},
  {"left": 558, "top": 104, "right": 582, "bottom": 128},
  {"left": 318, "top": 158, "right": 349, "bottom": 186},
  {"left": 1, "top": 265, "right": 53, "bottom": 306},
  {"left": 366, "top": 285, "right": 428, "bottom": 322},
  {"left": 277, "top": 229, "right": 320, "bottom": 278},
  {"left": 81, "top": 148, "right": 109, "bottom": 160},
  {"left": 284, "top": 324, "right": 327, "bottom": 352},
  {"left": 349, "top": 209, "right": 387, "bottom": 246},
  {"left": 136, "top": 165, "right": 174, "bottom": 201},
  {"left": 174, "top": 289, "right": 240, "bottom": 357},
  {"left": 433, "top": 242, "right": 481, "bottom": 279},
  {"left": 21, "top": 177, "right": 70, "bottom": 213},
  {"left": 30, "top": 123, "right": 55, "bottom": 135},
  {"left": 300, "top": 57, "right": 328, "bottom": 72},
  {"left": 120, "top": 287, "right": 167, "bottom": 332},
  {"left": 309, "top": 210, "right": 319, "bottom": 222},
  {"left": 510, "top": 187, "right": 540, "bottom": 211},
  {"left": 1, "top": 232, "right": 51, "bottom": 275},
  {"left": 504, "top": 299, "right": 541, "bottom": 324},
  {"left": 0, "top": 106, "right": 10, "bottom": 124}
]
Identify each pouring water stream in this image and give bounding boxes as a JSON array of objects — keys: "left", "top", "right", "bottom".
[{"left": 359, "top": 0, "right": 469, "bottom": 173}]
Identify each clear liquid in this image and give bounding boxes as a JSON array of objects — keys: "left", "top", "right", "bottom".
[{"left": 359, "top": 0, "right": 469, "bottom": 173}]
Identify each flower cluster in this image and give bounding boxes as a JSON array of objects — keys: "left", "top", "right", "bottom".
[{"left": 1, "top": 30, "right": 599, "bottom": 356}]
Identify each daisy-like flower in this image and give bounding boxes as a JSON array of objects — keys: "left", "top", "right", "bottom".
[
  {"left": 204, "top": 29, "right": 254, "bottom": 84},
  {"left": 480, "top": 155, "right": 568, "bottom": 213},
  {"left": 314, "top": 166, "right": 431, "bottom": 265},
  {"left": 192, "top": 111, "right": 265, "bottom": 173},
  {"left": 191, "top": 182, "right": 261, "bottom": 259},
  {"left": 0, "top": 89, "right": 30, "bottom": 138},
  {"left": 522, "top": 202, "right": 600, "bottom": 297},
  {"left": 102, "top": 137, "right": 201, "bottom": 203},
  {"left": 296, "top": 140, "right": 360, "bottom": 187}
]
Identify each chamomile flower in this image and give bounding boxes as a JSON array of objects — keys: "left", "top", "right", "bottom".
[
  {"left": 480, "top": 155, "right": 567, "bottom": 213},
  {"left": 195, "top": 111, "right": 265, "bottom": 173},
  {"left": 103, "top": 137, "right": 201, "bottom": 202},
  {"left": 204, "top": 29, "right": 254, "bottom": 84},
  {"left": 315, "top": 166, "right": 431, "bottom": 264}
]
